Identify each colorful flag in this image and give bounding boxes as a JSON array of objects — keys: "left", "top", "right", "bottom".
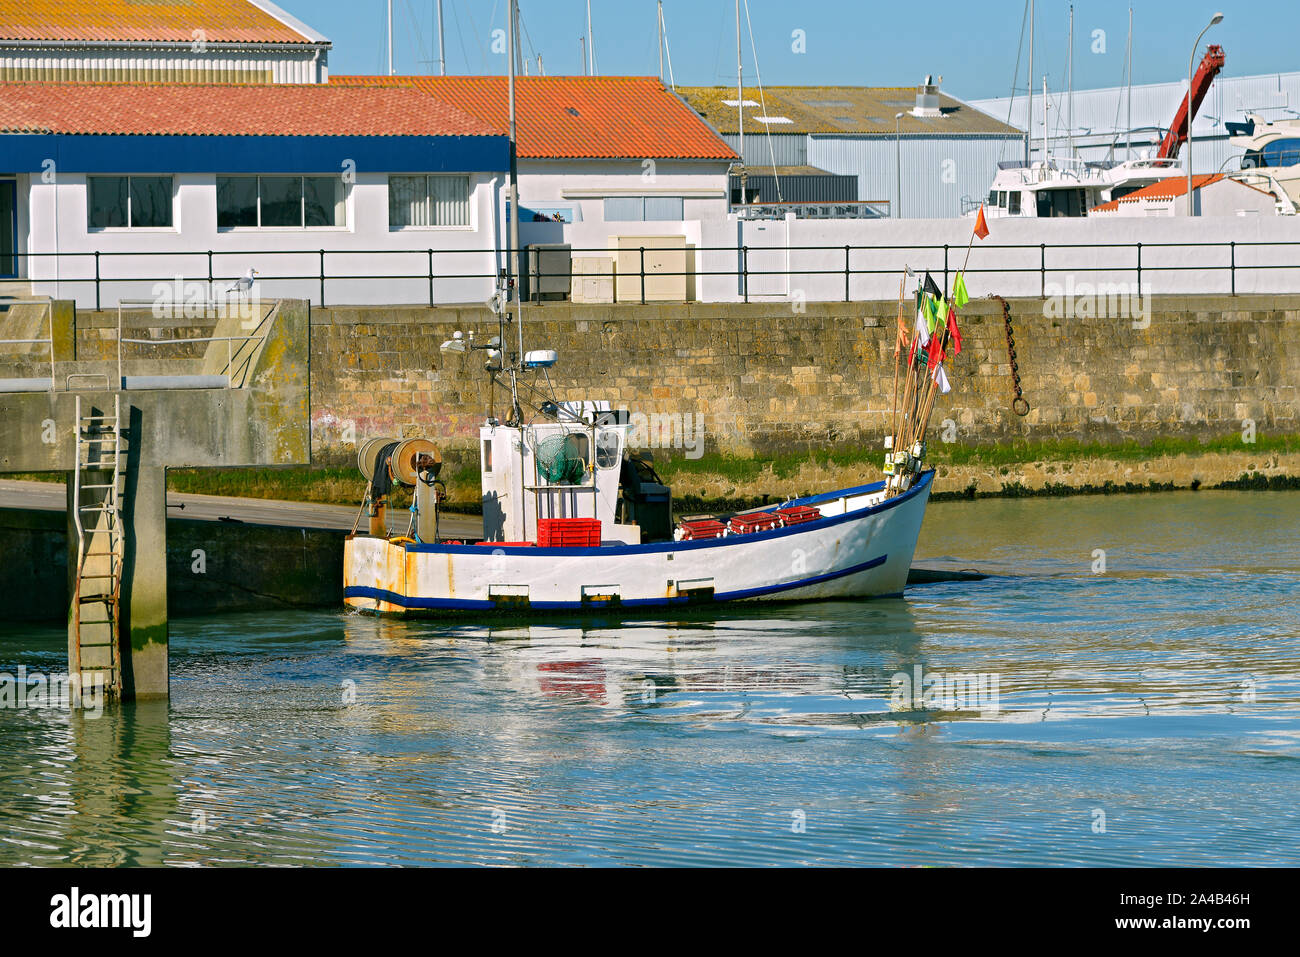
[
  {"left": 933, "top": 363, "right": 952, "bottom": 395},
  {"left": 946, "top": 304, "right": 963, "bottom": 355},
  {"left": 974, "top": 204, "right": 990, "bottom": 240},
  {"left": 926, "top": 328, "right": 946, "bottom": 370},
  {"left": 927, "top": 295, "right": 944, "bottom": 335},
  {"left": 953, "top": 272, "right": 970, "bottom": 309},
  {"left": 923, "top": 272, "right": 943, "bottom": 300},
  {"left": 913, "top": 288, "right": 930, "bottom": 348}
]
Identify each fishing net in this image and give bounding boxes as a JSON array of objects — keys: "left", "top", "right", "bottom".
[{"left": 534, "top": 433, "right": 587, "bottom": 485}]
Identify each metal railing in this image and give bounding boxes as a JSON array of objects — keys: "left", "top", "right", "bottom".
[
  {"left": 7, "top": 237, "right": 1300, "bottom": 308},
  {"left": 115, "top": 298, "right": 277, "bottom": 390},
  {"left": 0, "top": 299, "right": 57, "bottom": 392}
]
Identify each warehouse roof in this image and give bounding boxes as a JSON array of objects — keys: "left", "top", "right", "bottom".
[
  {"left": 0, "top": 0, "right": 325, "bottom": 45},
  {"left": 680, "top": 85, "right": 1022, "bottom": 136},
  {"left": 0, "top": 81, "right": 494, "bottom": 136},
  {"left": 334, "top": 75, "right": 738, "bottom": 160}
]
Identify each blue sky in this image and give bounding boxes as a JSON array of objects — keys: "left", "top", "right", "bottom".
[{"left": 283, "top": 2, "right": 1283, "bottom": 101}]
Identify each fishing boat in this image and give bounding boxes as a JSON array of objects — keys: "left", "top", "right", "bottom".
[
  {"left": 343, "top": 0, "right": 964, "bottom": 618},
  {"left": 341, "top": 265, "right": 964, "bottom": 618}
]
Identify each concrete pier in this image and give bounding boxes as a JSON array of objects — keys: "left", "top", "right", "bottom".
[{"left": 0, "top": 299, "right": 310, "bottom": 700}]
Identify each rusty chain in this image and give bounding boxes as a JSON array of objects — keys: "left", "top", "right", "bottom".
[{"left": 991, "top": 295, "right": 1030, "bottom": 416}]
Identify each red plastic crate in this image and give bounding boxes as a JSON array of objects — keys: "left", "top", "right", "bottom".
[
  {"left": 728, "top": 511, "right": 781, "bottom": 534},
  {"left": 678, "top": 519, "right": 727, "bottom": 541},
  {"left": 775, "top": 505, "right": 822, "bottom": 526},
  {"left": 539, "top": 518, "right": 602, "bottom": 548}
]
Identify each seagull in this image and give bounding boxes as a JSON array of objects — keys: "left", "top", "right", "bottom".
[{"left": 227, "top": 267, "right": 258, "bottom": 294}]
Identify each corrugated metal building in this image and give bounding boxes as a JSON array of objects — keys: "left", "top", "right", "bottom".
[
  {"left": 0, "top": 0, "right": 331, "bottom": 84},
  {"left": 681, "top": 83, "right": 1023, "bottom": 219},
  {"left": 968, "top": 71, "right": 1300, "bottom": 176}
]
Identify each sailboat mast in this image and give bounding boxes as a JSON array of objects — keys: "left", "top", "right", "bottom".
[
  {"left": 1027, "top": 0, "right": 1034, "bottom": 163},
  {"left": 1126, "top": 6, "right": 1133, "bottom": 161},
  {"left": 658, "top": 1, "right": 664, "bottom": 82},
  {"left": 387, "top": 0, "right": 394, "bottom": 75},
  {"left": 1067, "top": 4, "right": 1074, "bottom": 159},
  {"left": 507, "top": 0, "right": 523, "bottom": 376},
  {"left": 586, "top": 0, "right": 594, "bottom": 75},
  {"left": 736, "top": 0, "right": 743, "bottom": 164},
  {"left": 1043, "top": 75, "right": 1049, "bottom": 161},
  {"left": 437, "top": 0, "right": 446, "bottom": 75}
]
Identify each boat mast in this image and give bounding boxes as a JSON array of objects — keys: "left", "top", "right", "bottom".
[
  {"left": 507, "top": 0, "right": 523, "bottom": 422},
  {"left": 437, "top": 0, "right": 446, "bottom": 75},
  {"left": 1126, "top": 6, "right": 1133, "bottom": 161},
  {"left": 1027, "top": 0, "right": 1034, "bottom": 163},
  {"left": 387, "top": 0, "right": 394, "bottom": 75},
  {"left": 1043, "top": 75, "right": 1049, "bottom": 162},
  {"left": 658, "top": 0, "right": 664, "bottom": 82},
  {"left": 1067, "top": 4, "right": 1074, "bottom": 159},
  {"left": 736, "top": 0, "right": 746, "bottom": 205},
  {"left": 586, "top": 0, "right": 595, "bottom": 75}
]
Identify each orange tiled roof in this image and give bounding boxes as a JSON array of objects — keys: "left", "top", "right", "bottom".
[
  {"left": 0, "top": 82, "right": 498, "bottom": 136},
  {"left": 1091, "top": 173, "right": 1224, "bottom": 212},
  {"left": 333, "top": 75, "right": 738, "bottom": 161},
  {"left": 0, "top": 0, "right": 315, "bottom": 44}
]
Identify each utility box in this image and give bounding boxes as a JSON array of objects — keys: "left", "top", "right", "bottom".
[
  {"left": 613, "top": 235, "right": 691, "bottom": 302},
  {"left": 523, "top": 244, "right": 572, "bottom": 302},
  {"left": 571, "top": 256, "right": 615, "bottom": 303}
]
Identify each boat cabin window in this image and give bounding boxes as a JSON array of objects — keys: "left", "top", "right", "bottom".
[
  {"left": 1007, "top": 191, "right": 1021, "bottom": 215},
  {"left": 1261, "top": 139, "right": 1300, "bottom": 169},
  {"left": 595, "top": 429, "right": 622, "bottom": 469},
  {"left": 1036, "top": 188, "right": 1088, "bottom": 218},
  {"left": 482, "top": 438, "right": 492, "bottom": 474},
  {"left": 988, "top": 190, "right": 997, "bottom": 205}
]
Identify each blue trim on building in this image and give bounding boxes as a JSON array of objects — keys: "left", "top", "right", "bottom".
[
  {"left": 0, "top": 134, "right": 510, "bottom": 174},
  {"left": 343, "top": 554, "right": 889, "bottom": 613}
]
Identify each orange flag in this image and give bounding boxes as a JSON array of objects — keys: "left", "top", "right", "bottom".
[{"left": 974, "top": 204, "right": 990, "bottom": 240}]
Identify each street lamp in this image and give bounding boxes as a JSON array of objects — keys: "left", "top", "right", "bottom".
[
  {"left": 1187, "top": 12, "right": 1224, "bottom": 216},
  {"left": 895, "top": 112, "right": 905, "bottom": 219}
]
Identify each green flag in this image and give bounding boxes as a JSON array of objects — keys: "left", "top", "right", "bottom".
[
  {"left": 953, "top": 272, "right": 970, "bottom": 309},
  {"left": 926, "top": 295, "right": 944, "bottom": 334}
]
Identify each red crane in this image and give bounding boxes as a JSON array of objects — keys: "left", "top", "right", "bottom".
[{"left": 1158, "top": 44, "right": 1226, "bottom": 159}]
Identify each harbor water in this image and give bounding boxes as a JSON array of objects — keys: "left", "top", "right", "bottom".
[{"left": 1, "top": 490, "right": 1297, "bottom": 867}]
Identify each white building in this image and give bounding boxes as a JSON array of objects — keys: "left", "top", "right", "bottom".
[
  {"left": 1090, "top": 173, "right": 1279, "bottom": 218},
  {"left": 0, "top": 0, "right": 330, "bottom": 84},
  {"left": 2, "top": 82, "right": 509, "bottom": 307}
]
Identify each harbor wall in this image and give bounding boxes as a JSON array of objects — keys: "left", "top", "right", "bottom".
[
  {"left": 0, "top": 507, "right": 343, "bottom": 622},
  {"left": 306, "top": 293, "right": 1300, "bottom": 463}
]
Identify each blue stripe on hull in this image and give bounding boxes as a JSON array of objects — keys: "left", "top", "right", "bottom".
[{"left": 345, "top": 554, "right": 890, "bottom": 614}]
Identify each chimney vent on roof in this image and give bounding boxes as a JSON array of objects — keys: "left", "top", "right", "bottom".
[{"left": 913, "top": 76, "right": 941, "bottom": 118}]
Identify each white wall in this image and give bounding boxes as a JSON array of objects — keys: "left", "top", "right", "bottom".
[
  {"left": 694, "top": 212, "right": 1300, "bottom": 303},
  {"left": 26, "top": 171, "right": 501, "bottom": 308}
]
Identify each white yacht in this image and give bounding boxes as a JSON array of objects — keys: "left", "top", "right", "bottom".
[
  {"left": 1230, "top": 113, "right": 1300, "bottom": 212},
  {"left": 973, "top": 155, "right": 1184, "bottom": 219}
]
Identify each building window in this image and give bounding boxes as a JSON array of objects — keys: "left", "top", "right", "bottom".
[
  {"left": 217, "top": 175, "right": 345, "bottom": 229},
  {"left": 88, "top": 175, "right": 173, "bottom": 229},
  {"left": 603, "top": 196, "right": 685, "bottom": 221},
  {"left": 389, "top": 175, "right": 471, "bottom": 228}
]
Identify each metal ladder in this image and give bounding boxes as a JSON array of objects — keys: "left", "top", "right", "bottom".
[{"left": 72, "top": 394, "right": 125, "bottom": 700}]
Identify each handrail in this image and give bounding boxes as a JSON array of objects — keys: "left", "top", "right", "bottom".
[
  {"left": 8, "top": 238, "right": 1300, "bottom": 307},
  {"left": 0, "top": 298, "right": 56, "bottom": 392}
]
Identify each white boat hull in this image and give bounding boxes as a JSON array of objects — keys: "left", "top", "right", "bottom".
[{"left": 344, "top": 471, "right": 934, "bottom": 616}]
